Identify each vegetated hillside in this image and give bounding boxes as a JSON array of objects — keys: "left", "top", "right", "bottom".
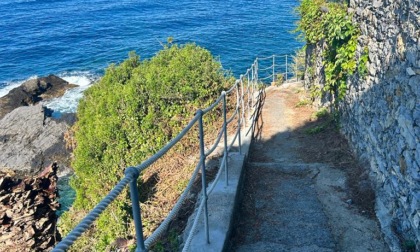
[{"left": 59, "top": 42, "right": 234, "bottom": 251}]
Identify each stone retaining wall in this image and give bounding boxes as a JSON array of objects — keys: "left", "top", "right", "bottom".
[{"left": 304, "top": 0, "right": 419, "bottom": 250}]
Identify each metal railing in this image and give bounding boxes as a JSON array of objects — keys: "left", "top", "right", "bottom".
[
  {"left": 53, "top": 56, "right": 264, "bottom": 251},
  {"left": 256, "top": 54, "right": 304, "bottom": 85}
]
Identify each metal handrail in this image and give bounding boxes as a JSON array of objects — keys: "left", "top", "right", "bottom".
[
  {"left": 256, "top": 54, "right": 305, "bottom": 84},
  {"left": 53, "top": 54, "right": 288, "bottom": 251}
]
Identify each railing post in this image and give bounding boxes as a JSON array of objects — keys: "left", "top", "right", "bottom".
[
  {"left": 237, "top": 105, "right": 242, "bottom": 155},
  {"left": 240, "top": 75, "right": 245, "bottom": 128},
  {"left": 125, "top": 167, "right": 146, "bottom": 252},
  {"left": 286, "top": 55, "right": 288, "bottom": 82},
  {"left": 222, "top": 92, "right": 229, "bottom": 187},
  {"left": 255, "top": 58, "right": 259, "bottom": 83},
  {"left": 272, "top": 55, "right": 275, "bottom": 84},
  {"left": 197, "top": 109, "right": 210, "bottom": 244},
  {"left": 246, "top": 72, "right": 250, "bottom": 119},
  {"left": 246, "top": 72, "right": 254, "bottom": 114},
  {"left": 235, "top": 82, "right": 242, "bottom": 154}
]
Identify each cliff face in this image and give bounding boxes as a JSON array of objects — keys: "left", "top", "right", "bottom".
[
  {"left": 0, "top": 104, "right": 74, "bottom": 177},
  {"left": 305, "top": 0, "right": 419, "bottom": 250},
  {"left": 0, "top": 75, "right": 76, "bottom": 177}
]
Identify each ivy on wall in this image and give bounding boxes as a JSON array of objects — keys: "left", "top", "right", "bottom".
[{"left": 296, "top": 0, "right": 368, "bottom": 102}]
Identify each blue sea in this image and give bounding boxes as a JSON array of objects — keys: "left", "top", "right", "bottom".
[{"left": 0, "top": 0, "right": 302, "bottom": 112}]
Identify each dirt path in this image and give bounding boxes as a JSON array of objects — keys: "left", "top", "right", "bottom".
[{"left": 229, "top": 83, "right": 389, "bottom": 252}]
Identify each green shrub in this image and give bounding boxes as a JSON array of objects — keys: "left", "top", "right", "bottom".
[
  {"left": 290, "top": 48, "right": 306, "bottom": 81},
  {"left": 59, "top": 43, "right": 230, "bottom": 250},
  {"left": 314, "top": 107, "right": 329, "bottom": 118},
  {"left": 295, "top": 99, "right": 311, "bottom": 107},
  {"left": 295, "top": 0, "right": 368, "bottom": 102}
]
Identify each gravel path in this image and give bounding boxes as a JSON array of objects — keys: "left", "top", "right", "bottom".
[{"left": 229, "top": 83, "right": 389, "bottom": 252}]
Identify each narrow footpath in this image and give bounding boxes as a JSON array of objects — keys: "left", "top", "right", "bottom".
[{"left": 229, "top": 83, "right": 389, "bottom": 252}]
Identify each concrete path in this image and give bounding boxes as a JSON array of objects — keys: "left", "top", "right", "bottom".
[{"left": 229, "top": 83, "right": 389, "bottom": 252}]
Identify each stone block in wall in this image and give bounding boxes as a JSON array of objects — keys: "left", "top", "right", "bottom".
[
  {"left": 406, "top": 46, "right": 418, "bottom": 66},
  {"left": 408, "top": 75, "right": 420, "bottom": 94},
  {"left": 397, "top": 108, "right": 417, "bottom": 150}
]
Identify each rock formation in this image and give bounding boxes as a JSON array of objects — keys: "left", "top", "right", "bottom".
[
  {"left": 0, "top": 75, "right": 77, "bottom": 119},
  {"left": 0, "top": 104, "right": 74, "bottom": 177},
  {"left": 0, "top": 163, "right": 61, "bottom": 251}
]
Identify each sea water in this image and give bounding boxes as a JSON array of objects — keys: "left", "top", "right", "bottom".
[
  {"left": 0, "top": 0, "right": 302, "bottom": 113},
  {"left": 1, "top": 0, "right": 302, "bottom": 214}
]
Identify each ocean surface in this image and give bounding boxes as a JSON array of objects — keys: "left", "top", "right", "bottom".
[{"left": 0, "top": 0, "right": 302, "bottom": 112}]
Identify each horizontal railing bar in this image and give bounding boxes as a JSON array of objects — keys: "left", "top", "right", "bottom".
[
  {"left": 228, "top": 127, "right": 240, "bottom": 151},
  {"left": 259, "top": 65, "right": 273, "bottom": 71},
  {"left": 226, "top": 107, "right": 238, "bottom": 124},
  {"left": 205, "top": 126, "right": 225, "bottom": 157},
  {"left": 182, "top": 194, "right": 206, "bottom": 252},
  {"left": 260, "top": 75, "right": 273, "bottom": 80},
  {"left": 202, "top": 93, "right": 224, "bottom": 114},
  {"left": 258, "top": 55, "right": 274, "bottom": 60},
  {"left": 226, "top": 80, "right": 239, "bottom": 95},
  {"left": 207, "top": 155, "right": 227, "bottom": 195},
  {"left": 133, "top": 113, "right": 200, "bottom": 173},
  {"left": 53, "top": 174, "right": 135, "bottom": 251}
]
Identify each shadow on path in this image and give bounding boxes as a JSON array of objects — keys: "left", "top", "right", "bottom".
[{"left": 228, "top": 83, "right": 389, "bottom": 252}]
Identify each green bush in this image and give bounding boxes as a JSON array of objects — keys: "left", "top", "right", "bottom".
[{"left": 59, "top": 43, "right": 230, "bottom": 250}]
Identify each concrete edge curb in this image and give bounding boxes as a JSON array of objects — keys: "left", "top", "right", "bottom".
[{"left": 183, "top": 123, "right": 253, "bottom": 252}]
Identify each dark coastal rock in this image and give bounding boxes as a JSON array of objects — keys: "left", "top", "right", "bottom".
[
  {"left": 0, "top": 75, "right": 77, "bottom": 120},
  {"left": 0, "top": 104, "right": 73, "bottom": 177},
  {"left": 0, "top": 163, "right": 60, "bottom": 251}
]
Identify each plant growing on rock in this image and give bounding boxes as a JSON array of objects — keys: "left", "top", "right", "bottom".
[{"left": 295, "top": 0, "right": 368, "bottom": 103}]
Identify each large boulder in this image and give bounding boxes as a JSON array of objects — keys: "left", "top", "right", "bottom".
[
  {"left": 0, "top": 104, "right": 73, "bottom": 177},
  {"left": 0, "top": 75, "right": 77, "bottom": 119}
]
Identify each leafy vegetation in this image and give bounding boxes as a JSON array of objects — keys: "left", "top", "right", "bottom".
[
  {"left": 59, "top": 42, "right": 232, "bottom": 250},
  {"left": 295, "top": 98, "right": 311, "bottom": 107},
  {"left": 313, "top": 107, "right": 329, "bottom": 119},
  {"left": 290, "top": 47, "right": 306, "bottom": 81},
  {"left": 274, "top": 73, "right": 284, "bottom": 86},
  {"left": 305, "top": 108, "right": 338, "bottom": 135},
  {"left": 295, "top": 0, "right": 368, "bottom": 103}
]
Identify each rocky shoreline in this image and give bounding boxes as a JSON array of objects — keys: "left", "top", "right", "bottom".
[
  {"left": 0, "top": 75, "right": 79, "bottom": 251},
  {"left": 0, "top": 75, "right": 77, "bottom": 178}
]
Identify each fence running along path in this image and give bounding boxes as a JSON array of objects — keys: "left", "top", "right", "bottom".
[
  {"left": 53, "top": 54, "right": 298, "bottom": 252},
  {"left": 257, "top": 54, "right": 304, "bottom": 85}
]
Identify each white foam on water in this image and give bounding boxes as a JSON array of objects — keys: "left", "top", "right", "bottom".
[
  {"left": 43, "top": 85, "right": 90, "bottom": 114},
  {"left": 0, "top": 75, "right": 38, "bottom": 98},
  {"left": 60, "top": 74, "right": 92, "bottom": 87},
  {"left": 43, "top": 71, "right": 99, "bottom": 113},
  {"left": 0, "top": 72, "right": 98, "bottom": 113}
]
